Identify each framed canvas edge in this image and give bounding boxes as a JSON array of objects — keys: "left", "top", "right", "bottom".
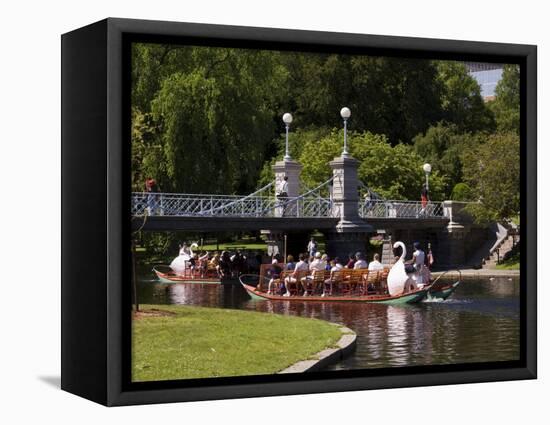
[{"left": 99, "top": 18, "right": 537, "bottom": 406}]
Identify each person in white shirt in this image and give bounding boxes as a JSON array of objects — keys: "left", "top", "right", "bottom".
[
  {"left": 284, "top": 253, "right": 308, "bottom": 296},
  {"left": 307, "top": 237, "right": 318, "bottom": 259},
  {"left": 410, "top": 242, "right": 428, "bottom": 287},
  {"left": 323, "top": 257, "right": 344, "bottom": 296},
  {"left": 368, "top": 253, "right": 384, "bottom": 271},
  {"left": 353, "top": 252, "right": 368, "bottom": 269},
  {"left": 301, "top": 252, "right": 326, "bottom": 295},
  {"left": 277, "top": 176, "right": 289, "bottom": 216},
  {"left": 309, "top": 252, "right": 326, "bottom": 271}
]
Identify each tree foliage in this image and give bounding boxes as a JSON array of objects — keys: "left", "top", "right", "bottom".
[
  {"left": 451, "top": 182, "right": 474, "bottom": 201},
  {"left": 280, "top": 54, "right": 444, "bottom": 144},
  {"left": 436, "top": 61, "right": 495, "bottom": 133},
  {"left": 297, "top": 130, "right": 446, "bottom": 200},
  {"left": 132, "top": 45, "right": 287, "bottom": 194},
  {"left": 413, "top": 122, "right": 482, "bottom": 197},
  {"left": 489, "top": 64, "right": 520, "bottom": 134},
  {"left": 461, "top": 133, "right": 520, "bottom": 223}
]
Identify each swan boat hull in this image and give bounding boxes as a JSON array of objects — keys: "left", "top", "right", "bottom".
[
  {"left": 426, "top": 281, "right": 460, "bottom": 300},
  {"left": 239, "top": 275, "right": 429, "bottom": 304},
  {"left": 153, "top": 266, "right": 223, "bottom": 284}
]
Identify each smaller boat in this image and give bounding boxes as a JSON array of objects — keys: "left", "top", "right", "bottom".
[{"left": 153, "top": 265, "right": 223, "bottom": 284}]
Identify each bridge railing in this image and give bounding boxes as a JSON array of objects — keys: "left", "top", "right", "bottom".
[
  {"left": 131, "top": 192, "right": 336, "bottom": 218},
  {"left": 132, "top": 193, "right": 447, "bottom": 219},
  {"left": 359, "top": 199, "right": 445, "bottom": 219}
]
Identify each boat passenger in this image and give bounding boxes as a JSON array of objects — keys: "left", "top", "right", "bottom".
[
  {"left": 323, "top": 257, "right": 344, "bottom": 297},
  {"left": 353, "top": 252, "right": 368, "bottom": 269},
  {"left": 410, "top": 242, "right": 429, "bottom": 287},
  {"left": 324, "top": 257, "right": 332, "bottom": 271},
  {"left": 283, "top": 253, "right": 308, "bottom": 297},
  {"left": 198, "top": 251, "right": 209, "bottom": 277},
  {"left": 345, "top": 253, "right": 356, "bottom": 269},
  {"left": 301, "top": 252, "right": 326, "bottom": 295},
  {"left": 285, "top": 255, "right": 296, "bottom": 271},
  {"left": 368, "top": 253, "right": 384, "bottom": 271},
  {"left": 267, "top": 259, "right": 283, "bottom": 295}
]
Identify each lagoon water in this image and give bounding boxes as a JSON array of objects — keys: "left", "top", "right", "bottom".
[{"left": 136, "top": 271, "right": 520, "bottom": 369}]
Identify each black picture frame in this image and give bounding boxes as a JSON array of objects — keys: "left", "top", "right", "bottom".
[{"left": 61, "top": 17, "right": 537, "bottom": 406}]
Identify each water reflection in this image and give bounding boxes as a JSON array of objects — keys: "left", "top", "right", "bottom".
[{"left": 136, "top": 273, "right": 520, "bottom": 370}]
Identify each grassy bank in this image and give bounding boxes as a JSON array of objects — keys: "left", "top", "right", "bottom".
[
  {"left": 495, "top": 251, "right": 520, "bottom": 270},
  {"left": 132, "top": 305, "right": 342, "bottom": 382}
]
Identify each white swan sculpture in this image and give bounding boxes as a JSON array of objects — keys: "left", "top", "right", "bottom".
[
  {"left": 387, "top": 241, "right": 416, "bottom": 296},
  {"left": 170, "top": 243, "right": 198, "bottom": 275}
]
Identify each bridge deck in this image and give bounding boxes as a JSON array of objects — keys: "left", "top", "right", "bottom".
[{"left": 132, "top": 215, "right": 449, "bottom": 232}]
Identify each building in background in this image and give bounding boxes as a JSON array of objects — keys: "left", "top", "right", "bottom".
[{"left": 463, "top": 62, "right": 503, "bottom": 101}]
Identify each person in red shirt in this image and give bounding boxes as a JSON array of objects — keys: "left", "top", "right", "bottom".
[
  {"left": 420, "top": 183, "right": 429, "bottom": 215},
  {"left": 145, "top": 177, "right": 158, "bottom": 214}
]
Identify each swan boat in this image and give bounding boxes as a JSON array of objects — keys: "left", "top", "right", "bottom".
[
  {"left": 153, "top": 265, "right": 224, "bottom": 284},
  {"left": 239, "top": 242, "right": 461, "bottom": 304}
]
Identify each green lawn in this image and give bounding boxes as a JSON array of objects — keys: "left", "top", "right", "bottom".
[
  {"left": 495, "top": 250, "right": 520, "bottom": 270},
  {"left": 132, "top": 304, "right": 342, "bottom": 382}
]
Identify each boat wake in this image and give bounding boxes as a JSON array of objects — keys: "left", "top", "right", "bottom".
[{"left": 423, "top": 297, "right": 472, "bottom": 304}]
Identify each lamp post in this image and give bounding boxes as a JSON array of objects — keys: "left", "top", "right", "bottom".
[
  {"left": 282, "top": 112, "right": 293, "bottom": 161},
  {"left": 340, "top": 107, "right": 351, "bottom": 158},
  {"left": 423, "top": 163, "right": 432, "bottom": 191}
]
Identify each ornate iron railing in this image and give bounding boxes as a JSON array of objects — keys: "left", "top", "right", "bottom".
[
  {"left": 131, "top": 190, "right": 446, "bottom": 220},
  {"left": 131, "top": 192, "right": 336, "bottom": 218},
  {"left": 358, "top": 199, "right": 445, "bottom": 219}
]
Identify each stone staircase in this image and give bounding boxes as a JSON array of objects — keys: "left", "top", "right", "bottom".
[{"left": 483, "top": 234, "right": 518, "bottom": 269}]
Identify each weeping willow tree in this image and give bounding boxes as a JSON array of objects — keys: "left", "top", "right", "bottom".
[{"left": 131, "top": 44, "right": 288, "bottom": 194}]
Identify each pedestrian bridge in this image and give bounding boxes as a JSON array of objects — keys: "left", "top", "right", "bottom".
[
  {"left": 131, "top": 183, "right": 449, "bottom": 232},
  {"left": 131, "top": 192, "right": 445, "bottom": 220}
]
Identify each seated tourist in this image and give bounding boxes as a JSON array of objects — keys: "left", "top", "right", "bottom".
[
  {"left": 345, "top": 253, "right": 355, "bottom": 269},
  {"left": 353, "top": 252, "right": 368, "bottom": 269},
  {"left": 323, "top": 257, "right": 344, "bottom": 296},
  {"left": 368, "top": 253, "right": 384, "bottom": 271},
  {"left": 267, "top": 259, "right": 283, "bottom": 294},
  {"left": 284, "top": 253, "right": 308, "bottom": 296},
  {"left": 301, "top": 252, "right": 326, "bottom": 295},
  {"left": 210, "top": 253, "right": 220, "bottom": 277},
  {"left": 198, "top": 251, "right": 210, "bottom": 277},
  {"left": 285, "top": 255, "right": 296, "bottom": 271}
]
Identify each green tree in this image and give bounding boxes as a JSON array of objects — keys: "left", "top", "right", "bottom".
[
  {"left": 436, "top": 61, "right": 495, "bottom": 133},
  {"left": 280, "top": 54, "right": 444, "bottom": 144},
  {"left": 489, "top": 64, "right": 520, "bottom": 134},
  {"left": 451, "top": 182, "right": 474, "bottom": 201},
  {"left": 413, "top": 122, "right": 482, "bottom": 197},
  {"left": 461, "top": 132, "right": 520, "bottom": 222},
  {"left": 297, "top": 130, "right": 446, "bottom": 200},
  {"left": 132, "top": 46, "right": 288, "bottom": 194}
]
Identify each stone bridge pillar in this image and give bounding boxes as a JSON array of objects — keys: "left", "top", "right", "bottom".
[{"left": 326, "top": 155, "right": 372, "bottom": 259}]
